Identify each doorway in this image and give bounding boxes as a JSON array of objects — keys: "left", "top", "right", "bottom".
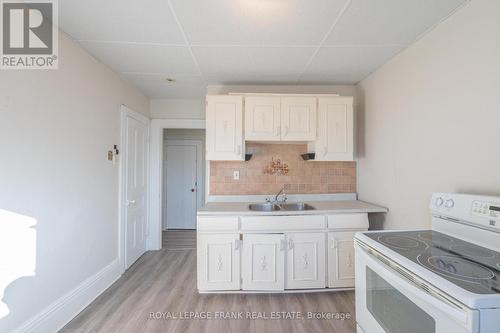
[
  {"left": 162, "top": 129, "right": 205, "bottom": 247},
  {"left": 148, "top": 119, "right": 205, "bottom": 250}
]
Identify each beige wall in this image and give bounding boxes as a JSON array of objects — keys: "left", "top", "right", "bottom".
[
  {"left": 210, "top": 143, "right": 356, "bottom": 195},
  {"left": 0, "top": 31, "right": 149, "bottom": 331},
  {"left": 356, "top": 0, "right": 500, "bottom": 230},
  {"left": 151, "top": 99, "right": 205, "bottom": 119}
]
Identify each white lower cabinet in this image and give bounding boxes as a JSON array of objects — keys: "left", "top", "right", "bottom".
[
  {"left": 286, "top": 233, "right": 326, "bottom": 289},
  {"left": 197, "top": 234, "right": 241, "bottom": 291},
  {"left": 197, "top": 213, "right": 368, "bottom": 292},
  {"left": 328, "top": 231, "right": 356, "bottom": 288},
  {"left": 241, "top": 234, "right": 285, "bottom": 290}
]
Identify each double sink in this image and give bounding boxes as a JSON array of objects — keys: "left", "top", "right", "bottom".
[{"left": 248, "top": 202, "right": 315, "bottom": 212}]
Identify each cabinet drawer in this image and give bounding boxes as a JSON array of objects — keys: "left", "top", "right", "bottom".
[
  {"left": 197, "top": 216, "right": 239, "bottom": 231},
  {"left": 327, "top": 213, "right": 368, "bottom": 230},
  {"left": 241, "top": 215, "right": 325, "bottom": 231}
]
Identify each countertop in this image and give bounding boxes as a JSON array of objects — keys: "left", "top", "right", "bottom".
[{"left": 197, "top": 200, "right": 388, "bottom": 216}]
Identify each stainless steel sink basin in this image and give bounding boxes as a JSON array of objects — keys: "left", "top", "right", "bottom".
[
  {"left": 248, "top": 202, "right": 315, "bottom": 212},
  {"left": 280, "top": 202, "right": 315, "bottom": 211},
  {"left": 248, "top": 203, "right": 281, "bottom": 211}
]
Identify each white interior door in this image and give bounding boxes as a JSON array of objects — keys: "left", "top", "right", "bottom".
[
  {"left": 122, "top": 107, "right": 149, "bottom": 269},
  {"left": 165, "top": 140, "right": 198, "bottom": 229}
]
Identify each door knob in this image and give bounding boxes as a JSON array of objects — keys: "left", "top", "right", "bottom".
[{"left": 191, "top": 188, "right": 195, "bottom": 192}]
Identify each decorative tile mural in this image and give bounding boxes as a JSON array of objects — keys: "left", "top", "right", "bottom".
[{"left": 209, "top": 143, "right": 356, "bottom": 195}]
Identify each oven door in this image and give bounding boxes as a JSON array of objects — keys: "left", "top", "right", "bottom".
[{"left": 355, "top": 240, "right": 479, "bottom": 333}]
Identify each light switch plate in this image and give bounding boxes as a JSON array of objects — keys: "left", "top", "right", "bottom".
[{"left": 233, "top": 170, "right": 240, "bottom": 181}]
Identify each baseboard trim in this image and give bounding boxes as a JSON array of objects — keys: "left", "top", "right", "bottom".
[
  {"left": 14, "top": 259, "right": 122, "bottom": 333},
  {"left": 198, "top": 287, "right": 354, "bottom": 294}
]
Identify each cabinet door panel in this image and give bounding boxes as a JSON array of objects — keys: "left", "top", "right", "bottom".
[
  {"left": 198, "top": 234, "right": 240, "bottom": 290},
  {"left": 316, "top": 97, "right": 354, "bottom": 161},
  {"left": 281, "top": 97, "right": 317, "bottom": 141},
  {"left": 242, "top": 234, "right": 285, "bottom": 290},
  {"left": 206, "top": 95, "right": 244, "bottom": 160},
  {"left": 286, "top": 233, "right": 326, "bottom": 289},
  {"left": 244, "top": 96, "right": 281, "bottom": 141},
  {"left": 328, "top": 231, "right": 356, "bottom": 288}
]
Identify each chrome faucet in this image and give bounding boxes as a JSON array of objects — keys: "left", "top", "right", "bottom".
[{"left": 267, "top": 186, "right": 287, "bottom": 204}]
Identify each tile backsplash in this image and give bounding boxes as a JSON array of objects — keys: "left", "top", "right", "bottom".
[{"left": 209, "top": 143, "right": 356, "bottom": 195}]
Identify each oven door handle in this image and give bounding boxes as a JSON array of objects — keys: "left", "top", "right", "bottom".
[{"left": 356, "top": 240, "right": 480, "bottom": 333}]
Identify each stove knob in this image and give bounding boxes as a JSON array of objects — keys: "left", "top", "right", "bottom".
[
  {"left": 435, "top": 197, "right": 444, "bottom": 207},
  {"left": 445, "top": 199, "right": 455, "bottom": 208}
]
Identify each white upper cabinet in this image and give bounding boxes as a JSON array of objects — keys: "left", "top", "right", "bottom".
[
  {"left": 311, "top": 96, "right": 354, "bottom": 161},
  {"left": 205, "top": 94, "right": 354, "bottom": 161},
  {"left": 280, "top": 97, "right": 317, "bottom": 141},
  {"left": 244, "top": 96, "right": 317, "bottom": 142},
  {"left": 206, "top": 95, "right": 244, "bottom": 161},
  {"left": 244, "top": 96, "right": 281, "bottom": 141}
]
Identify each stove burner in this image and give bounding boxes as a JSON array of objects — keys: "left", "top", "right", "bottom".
[
  {"left": 365, "top": 230, "right": 500, "bottom": 294},
  {"left": 418, "top": 233, "right": 453, "bottom": 244},
  {"left": 424, "top": 255, "right": 495, "bottom": 280},
  {"left": 378, "top": 235, "right": 423, "bottom": 250},
  {"left": 451, "top": 245, "right": 495, "bottom": 258}
]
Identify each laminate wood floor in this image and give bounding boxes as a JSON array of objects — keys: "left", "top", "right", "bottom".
[
  {"left": 162, "top": 230, "right": 196, "bottom": 250},
  {"left": 61, "top": 231, "right": 356, "bottom": 333}
]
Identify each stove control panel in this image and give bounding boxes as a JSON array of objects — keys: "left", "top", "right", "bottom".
[
  {"left": 431, "top": 193, "right": 500, "bottom": 231},
  {"left": 472, "top": 201, "right": 500, "bottom": 221}
]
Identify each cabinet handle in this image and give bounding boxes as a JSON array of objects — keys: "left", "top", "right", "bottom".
[
  {"left": 288, "top": 239, "right": 294, "bottom": 249},
  {"left": 234, "top": 239, "right": 240, "bottom": 250},
  {"left": 331, "top": 238, "right": 338, "bottom": 249}
]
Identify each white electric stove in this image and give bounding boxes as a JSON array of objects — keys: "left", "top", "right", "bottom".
[{"left": 354, "top": 193, "right": 500, "bottom": 333}]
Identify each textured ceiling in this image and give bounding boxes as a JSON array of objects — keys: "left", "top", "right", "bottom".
[{"left": 59, "top": 0, "right": 467, "bottom": 98}]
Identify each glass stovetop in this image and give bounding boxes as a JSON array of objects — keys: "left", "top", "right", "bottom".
[{"left": 365, "top": 230, "right": 500, "bottom": 294}]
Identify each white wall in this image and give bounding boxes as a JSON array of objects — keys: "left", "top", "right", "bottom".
[
  {"left": 0, "top": 31, "right": 149, "bottom": 332},
  {"left": 150, "top": 84, "right": 357, "bottom": 120},
  {"left": 356, "top": 0, "right": 500, "bottom": 230}
]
